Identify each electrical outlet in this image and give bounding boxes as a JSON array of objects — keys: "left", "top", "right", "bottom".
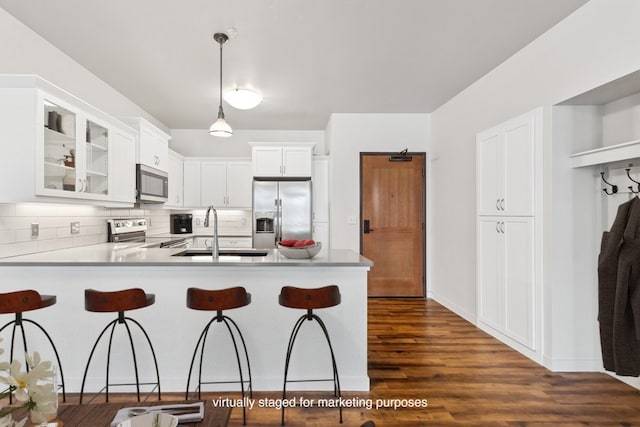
[
  {"left": 31, "top": 223, "right": 39, "bottom": 238},
  {"left": 70, "top": 221, "right": 80, "bottom": 235}
]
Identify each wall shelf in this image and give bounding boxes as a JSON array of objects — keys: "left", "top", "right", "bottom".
[{"left": 570, "top": 139, "right": 640, "bottom": 168}]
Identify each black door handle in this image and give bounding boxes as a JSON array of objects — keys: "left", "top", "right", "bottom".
[{"left": 363, "top": 220, "right": 374, "bottom": 234}]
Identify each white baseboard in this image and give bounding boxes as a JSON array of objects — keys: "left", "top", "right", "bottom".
[{"left": 429, "top": 292, "right": 475, "bottom": 325}]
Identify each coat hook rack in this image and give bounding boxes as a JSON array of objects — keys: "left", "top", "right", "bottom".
[
  {"left": 626, "top": 166, "right": 640, "bottom": 194},
  {"left": 601, "top": 171, "right": 618, "bottom": 195}
]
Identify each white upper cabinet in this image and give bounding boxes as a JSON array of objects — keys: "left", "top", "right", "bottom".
[
  {"left": 166, "top": 149, "right": 184, "bottom": 208},
  {"left": 250, "top": 142, "right": 315, "bottom": 177},
  {"left": 0, "top": 75, "right": 136, "bottom": 205},
  {"left": 119, "top": 117, "right": 171, "bottom": 172},
  {"left": 182, "top": 160, "right": 201, "bottom": 207},
  {"left": 183, "top": 158, "right": 252, "bottom": 208},
  {"left": 312, "top": 157, "right": 330, "bottom": 223},
  {"left": 477, "top": 109, "right": 540, "bottom": 216},
  {"left": 226, "top": 161, "right": 253, "bottom": 208}
]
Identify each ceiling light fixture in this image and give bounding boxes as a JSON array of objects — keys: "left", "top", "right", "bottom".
[
  {"left": 223, "top": 88, "right": 263, "bottom": 110},
  {"left": 209, "top": 32, "right": 232, "bottom": 137}
]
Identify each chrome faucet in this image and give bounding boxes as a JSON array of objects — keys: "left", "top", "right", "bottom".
[{"left": 204, "top": 205, "right": 220, "bottom": 258}]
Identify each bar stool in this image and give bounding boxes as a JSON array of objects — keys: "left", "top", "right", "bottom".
[
  {"left": 279, "top": 285, "right": 342, "bottom": 425},
  {"left": 79, "top": 288, "right": 161, "bottom": 403},
  {"left": 0, "top": 290, "right": 66, "bottom": 403},
  {"left": 185, "top": 286, "right": 253, "bottom": 425}
]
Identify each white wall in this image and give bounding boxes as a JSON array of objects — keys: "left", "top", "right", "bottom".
[
  {"left": 170, "top": 129, "right": 326, "bottom": 157},
  {"left": 0, "top": 8, "right": 168, "bottom": 133},
  {"left": 326, "top": 114, "right": 431, "bottom": 252},
  {"left": 430, "top": 0, "right": 640, "bottom": 360}
]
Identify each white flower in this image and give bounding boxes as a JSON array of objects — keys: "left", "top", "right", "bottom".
[
  {"left": 0, "top": 357, "right": 52, "bottom": 403},
  {"left": 0, "top": 414, "right": 26, "bottom": 427}
]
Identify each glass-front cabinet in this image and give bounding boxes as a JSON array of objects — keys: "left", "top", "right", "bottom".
[
  {"left": 0, "top": 75, "right": 135, "bottom": 205},
  {"left": 39, "top": 95, "right": 111, "bottom": 200}
]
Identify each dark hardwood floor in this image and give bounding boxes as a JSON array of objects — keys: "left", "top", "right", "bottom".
[{"left": 21, "top": 298, "right": 640, "bottom": 426}]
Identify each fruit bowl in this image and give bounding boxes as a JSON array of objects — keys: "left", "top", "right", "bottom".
[{"left": 277, "top": 242, "right": 322, "bottom": 259}]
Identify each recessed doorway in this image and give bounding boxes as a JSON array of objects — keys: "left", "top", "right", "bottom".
[{"left": 360, "top": 152, "right": 426, "bottom": 297}]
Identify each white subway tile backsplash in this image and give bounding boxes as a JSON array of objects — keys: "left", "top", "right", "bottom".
[
  {"left": 0, "top": 203, "right": 172, "bottom": 258},
  {"left": 0, "top": 204, "right": 248, "bottom": 258},
  {"left": 0, "top": 205, "right": 16, "bottom": 216},
  {"left": 0, "top": 230, "right": 16, "bottom": 244}
]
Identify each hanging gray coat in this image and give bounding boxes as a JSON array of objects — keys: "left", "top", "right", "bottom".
[
  {"left": 612, "top": 196, "right": 640, "bottom": 375},
  {"left": 598, "top": 197, "right": 637, "bottom": 374}
]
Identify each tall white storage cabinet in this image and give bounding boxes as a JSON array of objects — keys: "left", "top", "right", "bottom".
[
  {"left": 476, "top": 108, "right": 542, "bottom": 363},
  {"left": 312, "top": 157, "right": 330, "bottom": 256}
]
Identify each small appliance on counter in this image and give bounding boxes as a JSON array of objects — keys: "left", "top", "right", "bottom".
[{"left": 170, "top": 214, "right": 193, "bottom": 234}]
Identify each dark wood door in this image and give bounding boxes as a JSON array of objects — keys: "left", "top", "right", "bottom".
[{"left": 361, "top": 153, "right": 425, "bottom": 297}]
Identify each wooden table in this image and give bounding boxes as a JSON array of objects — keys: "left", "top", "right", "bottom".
[{"left": 49, "top": 400, "right": 231, "bottom": 427}]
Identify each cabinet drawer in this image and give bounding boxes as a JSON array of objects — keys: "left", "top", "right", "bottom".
[
  {"left": 192, "top": 236, "right": 252, "bottom": 249},
  {"left": 219, "top": 237, "right": 252, "bottom": 248}
]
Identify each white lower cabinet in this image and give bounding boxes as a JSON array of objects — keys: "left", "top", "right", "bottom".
[{"left": 477, "top": 217, "right": 535, "bottom": 351}]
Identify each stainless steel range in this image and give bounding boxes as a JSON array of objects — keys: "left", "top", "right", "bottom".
[
  {"left": 107, "top": 218, "right": 148, "bottom": 243},
  {"left": 107, "top": 218, "right": 189, "bottom": 248}
]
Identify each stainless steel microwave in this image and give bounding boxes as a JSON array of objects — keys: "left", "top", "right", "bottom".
[{"left": 136, "top": 164, "right": 168, "bottom": 203}]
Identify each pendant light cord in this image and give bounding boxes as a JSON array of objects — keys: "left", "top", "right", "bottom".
[{"left": 218, "top": 36, "right": 225, "bottom": 119}]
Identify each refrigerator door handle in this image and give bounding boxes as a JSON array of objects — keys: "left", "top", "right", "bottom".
[{"left": 277, "top": 198, "right": 283, "bottom": 242}]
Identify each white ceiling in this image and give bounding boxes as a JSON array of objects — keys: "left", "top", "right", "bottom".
[{"left": 0, "top": 0, "right": 587, "bottom": 131}]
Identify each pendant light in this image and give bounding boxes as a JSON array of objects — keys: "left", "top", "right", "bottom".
[{"left": 209, "top": 32, "right": 232, "bottom": 137}]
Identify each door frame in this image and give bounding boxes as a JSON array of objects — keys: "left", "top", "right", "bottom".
[{"left": 359, "top": 151, "right": 427, "bottom": 297}]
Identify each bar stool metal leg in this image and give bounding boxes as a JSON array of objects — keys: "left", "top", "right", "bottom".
[
  {"left": 0, "top": 316, "right": 67, "bottom": 404},
  {"left": 186, "top": 312, "right": 253, "bottom": 425},
  {"left": 281, "top": 310, "right": 343, "bottom": 426},
  {"left": 80, "top": 315, "right": 161, "bottom": 404}
]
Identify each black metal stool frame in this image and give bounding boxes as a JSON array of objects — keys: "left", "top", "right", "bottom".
[
  {"left": 79, "top": 311, "right": 161, "bottom": 404},
  {"left": 186, "top": 310, "right": 253, "bottom": 425},
  {"left": 0, "top": 314, "right": 67, "bottom": 403},
  {"left": 282, "top": 308, "right": 342, "bottom": 425}
]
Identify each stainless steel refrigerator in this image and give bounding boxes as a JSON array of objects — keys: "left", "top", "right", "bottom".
[{"left": 253, "top": 178, "right": 312, "bottom": 248}]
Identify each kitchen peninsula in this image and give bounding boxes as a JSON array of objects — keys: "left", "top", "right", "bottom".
[{"left": 0, "top": 245, "right": 372, "bottom": 393}]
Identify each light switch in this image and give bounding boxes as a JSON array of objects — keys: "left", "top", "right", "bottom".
[
  {"left": 70, "top": 221, "right": 80, "bottom": 235},
  {"left": 31, "top": 223, "right": 39, "bottom": 238},
  {"left": 347, "top": 215, "right": 358, "bottom": 225}
]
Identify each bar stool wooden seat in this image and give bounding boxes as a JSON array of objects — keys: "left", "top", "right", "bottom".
[
  {"left": 279, "top": 285, "right": 342, "bottom": 425},
  {"left": 185, "top": 286, "right": 253, "bottom": 425},
  {"left": 79, "top": 288, "right": 161, "bottom": 403},
  {"left": 0, "top": 290, "right": 66, "bottom": 403}
]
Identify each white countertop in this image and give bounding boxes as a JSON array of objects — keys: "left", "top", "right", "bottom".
[{"left": 0, "top": 243, "right": 372, "bottom": 267}]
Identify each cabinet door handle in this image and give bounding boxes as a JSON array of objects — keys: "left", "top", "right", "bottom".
[
  {"left": 500, "top": 199, "right": 505, "bottom": 211},
  {"left": 500, "top": 222, "right": 505, "bottom": 233},
  {"left": 496, "top": 222, "right": 500, "bottom": 233},
  {"left": 496, "top": 199, "right": 500, "bottom": 211}
]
